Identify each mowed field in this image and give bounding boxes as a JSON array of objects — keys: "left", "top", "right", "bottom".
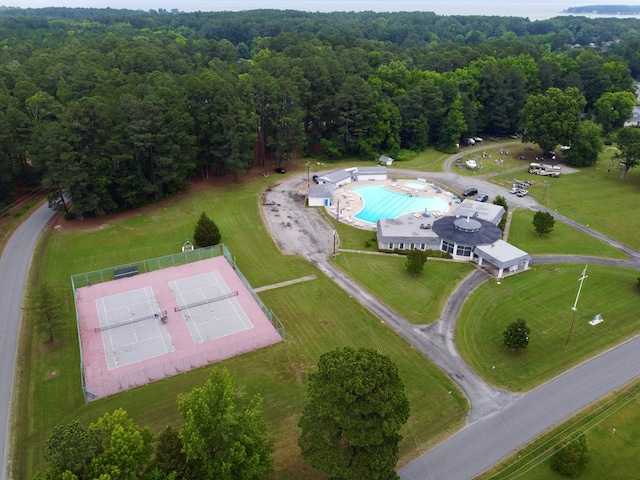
[
  {"left": 13, "top": 172, "right": 468, "bottom": 479},
  {"left": 12, "top": 146, "right": 640, "bottom": 479}
]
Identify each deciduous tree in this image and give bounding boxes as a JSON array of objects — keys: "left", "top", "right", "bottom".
[
  {"left": 614, "top": 127, "right": 640, "bottom": 179},
  {"left": 564, "top": 120, "right": 603, "bottom": 167},
  {"left": 406, "top": 248, "right": 427, "bottom": 276},
  {"left": 532, "top": 210, "right": 555, "bottom": 237},
  {"left": 521, "top": 87, "right": 586, "bottom": 153},
  {"left": 178, "top": 368, "right": 274, "bottom": 480},
  {"left": 298, "top": 347, "right": 410, "bottom": 480},
  {"left": 551, "top": 432, "right": 589, "bottom": 477},
  {"left": 503, "top": 318, "right": 530, "bottom": 351}
]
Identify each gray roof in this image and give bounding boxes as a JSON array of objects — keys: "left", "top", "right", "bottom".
[
  {"left": 323, "top": 170, "right": 353, "bottom": 183},
  {"left": 474, "top": 240, "right": 531, "bottom": 268},
  {"left": 451, "top": 200, "right": 504, "bottom": 225},
  {"left": 357, "top": 166, "right": 387, "bottom": 176},
  {"left": 432, "top": 215, "right": 502, "bottom": 246},
  {"left": 377, "top": 216, "right": 439, "bottom": 243},
  {"left": 308, "top": 183, "right": 334, "bottom": 199}
]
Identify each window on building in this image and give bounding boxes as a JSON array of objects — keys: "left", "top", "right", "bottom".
[
  {"left": 441, "top": 240, "right": 455, "bottom": 254},
  {"left": 456, "top": 245, "right": 473, "bottom": 257}
]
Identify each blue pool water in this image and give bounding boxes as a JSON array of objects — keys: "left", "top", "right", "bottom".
[{"left": 352, "top": 185, "right": 449, "bottom": 223}]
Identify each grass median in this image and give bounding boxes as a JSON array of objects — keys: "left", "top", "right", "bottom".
[{"left": 455, "top": 264, "right": 640, "bottom": 392}]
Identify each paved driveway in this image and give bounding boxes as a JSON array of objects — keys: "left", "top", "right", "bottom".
[{"left": 262, "top": 167, "right": 640, "bottom": 479}]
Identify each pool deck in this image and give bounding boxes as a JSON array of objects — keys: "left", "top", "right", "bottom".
[{"left": 326, "top": 177, "right": 460, "bottom": 229}]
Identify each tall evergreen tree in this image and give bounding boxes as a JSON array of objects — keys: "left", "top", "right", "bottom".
[{"left": 193, "top": 212, "right": 221, "bottom": 248}]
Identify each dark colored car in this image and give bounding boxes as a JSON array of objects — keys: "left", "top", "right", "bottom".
[
  {"left": 275, "top": 167, "right": 286, "bottom": 174},
  {"left": 476, "top": 194, "right": 489, "bottom": 202},
  {"left": 462, "top": 187, "right": 478, "bottom": 197}
]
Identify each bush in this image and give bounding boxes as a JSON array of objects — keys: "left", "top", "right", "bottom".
[{"left": 551, "top": 432, "right": 589, "bottom": 477}]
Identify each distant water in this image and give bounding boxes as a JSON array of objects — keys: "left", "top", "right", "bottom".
[
  {"left": 16, "top": 0, "right": 640, "bottom": 19},
  {"left": 178, "top": 0, "right": 640, "bottom": 19}
]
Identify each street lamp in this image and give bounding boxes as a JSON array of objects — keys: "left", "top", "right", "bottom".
[
  {"left": 542, "top": 180, "right": 549, "bottom": 203},
  {"left": 305, "top": 161, "right": 311, "bottom": 187}
]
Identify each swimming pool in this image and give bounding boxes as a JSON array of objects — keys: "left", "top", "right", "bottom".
[{"left": 352, "top": 185, "right": 449, "bottom": 223}]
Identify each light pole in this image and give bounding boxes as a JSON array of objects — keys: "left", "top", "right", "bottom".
[
  {"left": 565, "top": 265, "right": 588, "bottom": 347},
  {"left": 305, "top": 161, "right": 311, "bottom": 187},
  {"left": 542, "top": 180, "right": 548, "bottom": 203},
  {"left": 333, "top": 230, "right": 336, "bottom": 256}
]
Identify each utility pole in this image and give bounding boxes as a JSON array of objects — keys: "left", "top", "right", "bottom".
[
  {"left": 305, "top": 161, "right": 311, "bottom": 187},
  {"left": 565, "top": 265, "right": 588, "bottom": 347}
]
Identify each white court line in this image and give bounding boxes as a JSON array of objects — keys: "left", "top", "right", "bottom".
[{"left": 146, "top": 287, "right": 170, "bottom": 355}]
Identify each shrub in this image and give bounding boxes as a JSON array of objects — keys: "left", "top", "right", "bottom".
[{"left": 551, "top": 432, "right": 589, "bottom": 477}]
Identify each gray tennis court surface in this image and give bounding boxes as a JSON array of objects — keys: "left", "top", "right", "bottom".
[
  {"left": 96, "top": 287, "right": 174, "bottom": 369},
  {"left": 169, "top": 271, "right": 253, "bottom": 344}
]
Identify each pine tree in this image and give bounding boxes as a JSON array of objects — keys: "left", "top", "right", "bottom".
[{"left": 193, "top": 212, "right": 221, "bottom": 248}]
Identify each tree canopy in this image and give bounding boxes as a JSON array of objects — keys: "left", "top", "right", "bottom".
[
  {"left": 0, "top": 8, "right": 638, "bottom": 213},
  {"left": 532, "top": 211, "right": 555, "bottom": 237},
  {"left": 178, "top": 368, "right": 274, "bottom": 480},
  {"left": 614, "top": 127, "right": 640, "bottom": 179},
  {"left": 503, "top": 318, "right": 531, "bottom": 351},
  {"left": 298, "top": 347, "right": 410, "bottom": 480}
]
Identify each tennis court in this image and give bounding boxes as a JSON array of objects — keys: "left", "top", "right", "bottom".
[
  {"left": 74, "top": 251, "right": 284, "bottom": 401},
  {"left": 96, "top": 287, "right": 174, "bottom": 369},
  {"left": 169, "top": 271, "right": 253, "bottom": 344}
]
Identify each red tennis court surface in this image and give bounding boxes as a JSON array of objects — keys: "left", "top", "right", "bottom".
[{"left": 75, "top": 256, "right": 283, "bottom": 401}]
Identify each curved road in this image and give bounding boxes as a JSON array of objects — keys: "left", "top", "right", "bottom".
[
  {"left": 2, "top": 158, "right": 639, "bottom": 480},
  {"left": 261, "top": 164, "right": 640, "bottom": 479},
  {"left": 0, "top": 202, "right": 56, "bottom": 480}
]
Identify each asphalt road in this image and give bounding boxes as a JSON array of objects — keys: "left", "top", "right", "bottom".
[
  {"left": 2, "top": 161, "right": 639, "bottom": 480},
  {"left": 0, "top": 202, "right": 55, "bottom": 480},
  {"left": 263, "top": 167, "right": 640, "bottom": 480}
]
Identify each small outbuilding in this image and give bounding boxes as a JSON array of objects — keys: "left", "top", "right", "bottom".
[
  {"left": 379, "top": 155, "right": 394, "bottom": 166},
  {"left": 307, "top": 183, "right": 335, "bottom": 207}
]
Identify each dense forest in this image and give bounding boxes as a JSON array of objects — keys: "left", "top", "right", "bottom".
[{"left": 1, "top": 8, "right": 639, "bottom": 215}]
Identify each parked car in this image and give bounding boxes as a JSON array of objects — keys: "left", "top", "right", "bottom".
[
  {"left": 275, "top": 167, "right": 286, "bottom": 174},
  {"left": 516, "top": 189, "right": 528, "bottom": 197},
  {"left": 509, "top": 187, "right": 519, "bottom": 194},
  {"left": 476, "top": 194, "right": 489, "bottom": 202},
  {"left": 462, "top": 187, "right": 478, "bottom": 197}
]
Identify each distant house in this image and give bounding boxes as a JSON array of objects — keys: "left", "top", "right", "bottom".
[{"left": 379, "top": 155, "right": 394, "bottom": 166}]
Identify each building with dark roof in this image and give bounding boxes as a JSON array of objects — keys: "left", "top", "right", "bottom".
[{"left": 377, "top": 200, "right": 530, "bottom": 278}]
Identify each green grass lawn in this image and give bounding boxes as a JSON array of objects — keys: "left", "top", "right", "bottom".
[
  {"left": 479, "top": 378, "right": 640, "bottom": 479},
  {"left": 333, "top": 253, "right": 475, "bottom": 324},
  {"left": 506, "top": 209, "right": 627, "bottom": 259},
  {"left": 13, "top": 176, "right": 468, "bottom": 479},
  {"left": 455, "top": 264, "right": 640, "bottom": 392},
  {"left": 489, "top": 148, "right": 640, "bottom": 250},
  {"left": 12, "top": 145, "right": 640, "bottom": 479},
  {"left": 452, "top": 140, "right": 528, "bottom": 176}
]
